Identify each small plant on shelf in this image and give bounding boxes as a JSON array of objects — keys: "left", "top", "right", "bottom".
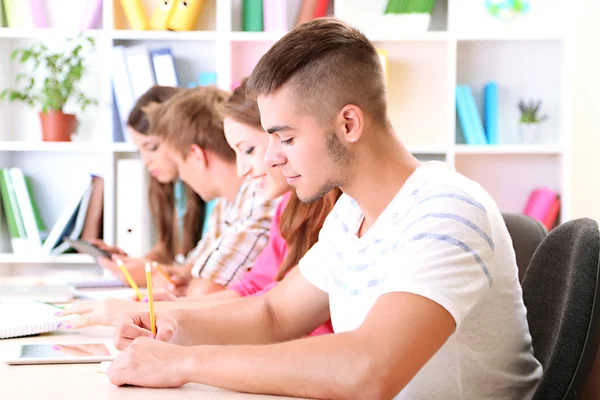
[
  {"left": 0, "top": 35, "right": 97, "bottom": 142},
  {"left": 518, "top": 99, "right": 548, "bottom": 144}
]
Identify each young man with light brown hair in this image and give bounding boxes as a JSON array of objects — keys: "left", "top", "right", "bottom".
[
  {"left": 145, "top": 86, "right": 277, "bottom": 297},
  {"left": 105, "top": 18, "right": 542, "bottom": 399}
]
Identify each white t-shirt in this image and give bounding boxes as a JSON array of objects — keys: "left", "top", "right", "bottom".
[{"left": 300, "top": 161, "right": 542, "bottom": 400}]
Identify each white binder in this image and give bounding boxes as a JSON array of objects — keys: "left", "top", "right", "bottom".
[{"left": 116, "top": 159, "right": 152, "bottom": 256}]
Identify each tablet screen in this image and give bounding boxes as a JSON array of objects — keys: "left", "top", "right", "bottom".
[
  {"left": 4, "top": 343, "right": 116, "bottom": 365},
  {"left": 20, "top": 343, "right": 111, "bottom": 359}
]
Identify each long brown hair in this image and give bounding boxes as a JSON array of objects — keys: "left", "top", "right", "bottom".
[
  {"left": 278, "top": 188, "right": 342, "bottom": 280},
  {"left": 128, "top": 86, "right": 206, "bottom": 262},
  {"left": 219, "top": 79, "right": 342, "bottom": 280}
]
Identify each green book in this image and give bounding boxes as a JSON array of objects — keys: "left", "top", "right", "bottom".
[
  {"left": 0, "top": 169, "right": 26, "bottom": 241},
  {"left": 242, "top": 0, "right": 263, "bottom": 32},
  {"left": 24, "top": 176, "right": 46, "bottom": 233},
  {"left": 0, "top": 0, "right": 6, "bottom": 28},
  {"left": 3, "top": 0, "right": 23, "bottom": 28}
]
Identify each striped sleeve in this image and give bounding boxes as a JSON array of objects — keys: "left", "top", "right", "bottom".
[{"left": 382, "top": 186, "right": 495, "bottom": 329}]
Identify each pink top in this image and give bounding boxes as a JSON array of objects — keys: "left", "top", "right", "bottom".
[{"left": 230, "top": 192, "right": 333, "bottom": 337}]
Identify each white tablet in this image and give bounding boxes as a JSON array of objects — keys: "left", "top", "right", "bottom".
[{"left": 2, "top": 342, "right": 119, "bottom": 365}]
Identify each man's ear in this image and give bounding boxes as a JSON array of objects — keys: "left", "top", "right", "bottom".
[
  {"left": 189, "top": 144, "right": 208, "bottom": 169},
  {"left": 337, "top": 104, "right": 364, "bottom": 144}
]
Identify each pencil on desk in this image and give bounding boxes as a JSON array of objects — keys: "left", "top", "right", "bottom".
[
  {"left": 116, "top": 259, "right": 143, "bottom": 301},
  {"left": 145, "top": 262, "right": 156, "bottom": 336},
  {"left": 152, "top": 261, "right": 175, "bottom": 285}
]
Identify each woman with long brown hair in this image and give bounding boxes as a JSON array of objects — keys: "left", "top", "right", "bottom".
[{"left": 91, "top": 86, "right": 208, "bottom": 279}]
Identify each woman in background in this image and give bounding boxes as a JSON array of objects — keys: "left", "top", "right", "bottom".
[{"left": 92, "top": 86, "right": 209, "bottom": 284}]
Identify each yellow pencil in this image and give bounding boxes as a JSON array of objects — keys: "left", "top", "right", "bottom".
[
  {"left": 116, "top": 259, "right": 143, "bottom": 301},
  {"left": 145, "top": 262, "right": 156, "bottom": 336},
  {"left": 152, "top": 261, "right": 175, "bottom": 285}
]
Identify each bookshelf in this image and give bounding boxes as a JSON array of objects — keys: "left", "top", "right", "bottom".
[{"left": 0, "top": 0, "right": 572, "bottom": 270}]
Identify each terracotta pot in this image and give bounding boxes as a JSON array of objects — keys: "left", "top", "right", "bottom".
[{"left": 39, "top": 111, "right": 77, "bottom": 142}]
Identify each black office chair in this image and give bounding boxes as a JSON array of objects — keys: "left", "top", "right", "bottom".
[
  {"left": 522, "top": 218, "right": 600, "bottom": 399},
  {"left": 502, "top": 213, "right": 547, "bottom": 283}
]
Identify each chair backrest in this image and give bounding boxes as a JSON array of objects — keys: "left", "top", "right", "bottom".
[
  {"left": 502, "top": 213, "right": 548, "bottom": 283},
  {"left": 522, "top": 218, "right": 600, "bottom": 399}
]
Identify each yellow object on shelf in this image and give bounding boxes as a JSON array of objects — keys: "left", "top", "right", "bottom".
[
  {"left": 168, "top": 0, "right": 205, "bottom": 31},
  {"left": 120, "top": 0, "right": 150, "bottom": 30},
  {"left": 150, "top": 0, "right": 205, "bottom": 31},
  {"left": 150, "top": 0, "right": 177, "bottom": 30}
]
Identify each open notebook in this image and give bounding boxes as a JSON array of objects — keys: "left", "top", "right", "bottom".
[{"left": 0, "top": 301, "right": 64, "bottom": 339}]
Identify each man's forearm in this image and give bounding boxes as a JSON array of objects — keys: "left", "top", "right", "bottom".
[
  {"left": 180, "top": 333, "right": 378, "bottom": 400},
  {"left": 172, "top": 296, "right": 288, "bottom": 346}
]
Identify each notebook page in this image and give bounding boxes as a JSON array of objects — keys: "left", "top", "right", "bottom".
[{"left": 0, "top": 301, "right": 62, "bottom": 339}]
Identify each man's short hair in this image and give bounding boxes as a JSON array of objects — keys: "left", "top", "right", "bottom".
[
  {"left": 246, "top": 17, "right": 387, "bottom": 125},
  {"left": 145, "top": 86, "right": 235, "bottom": 162}
]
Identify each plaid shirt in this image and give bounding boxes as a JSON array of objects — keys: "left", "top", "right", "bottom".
[{"left": 187, "top": 178, "right": 277, "bottom": 286}]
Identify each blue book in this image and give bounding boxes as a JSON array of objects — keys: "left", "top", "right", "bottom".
[
  {"left": 462, "top": 85, "right": 488, "bottom": 145},
  {"left": 150, "top": 48, "right": 179, "bottom": 87},
  {"left": 483, "top": 82, "right": 499, "bottom": 145},
  {"left": 456, "top": 86, "right": 478, "bottom": 145}
]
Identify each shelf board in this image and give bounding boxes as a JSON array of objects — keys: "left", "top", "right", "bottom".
[
  {"left": 0, "top": 141, "right": 137, "bottom": 152},
  {"left": 111, "top": 30, "right": 218, "bottom": 41},
  {"left": 0, "top": 253, "right": 95, "bottom": 264},
  {"left": 0, "top": 28, "right": 104, "bottom": 39},
  {"left": 454, "top": 145, "right": 563, "bottom": 155},
  {"left": 111, "top": 142, "right": 138, "bottom": 152}
]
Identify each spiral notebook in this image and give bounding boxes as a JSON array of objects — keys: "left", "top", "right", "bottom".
[{"left": 0, "top": 301, "right": 63, "bottom": 339}]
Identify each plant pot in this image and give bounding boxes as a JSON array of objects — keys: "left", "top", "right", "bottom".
[
  {"left": 39, "top": 111, "right": 77, "bottom": 142},
  {"left": 519, "top": 122, "right": 542, "bottom": 144}
]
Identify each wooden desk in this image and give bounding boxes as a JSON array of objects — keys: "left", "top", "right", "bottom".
[{"left": 0, "top": 324, "right": 306, "bottom": 399}]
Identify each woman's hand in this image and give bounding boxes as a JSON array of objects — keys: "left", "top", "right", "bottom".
[
  {"left": 57, "top": 298, "right": 146, "bottom": 329},
  {"left": 89, "top": 239, "right": 128, "bottom": 257}
]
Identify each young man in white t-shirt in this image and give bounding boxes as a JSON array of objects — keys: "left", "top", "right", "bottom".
[{"left": 105, "top": 18, "right": 543, "bottom": 399}]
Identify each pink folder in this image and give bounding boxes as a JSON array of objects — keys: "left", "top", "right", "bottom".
[{"left": 523, "top": 187, "right": 558, "bottom": 223}]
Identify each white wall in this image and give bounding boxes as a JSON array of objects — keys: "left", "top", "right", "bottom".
[{"left": 569, "top": 0, "right": 600, "bottom": 220}]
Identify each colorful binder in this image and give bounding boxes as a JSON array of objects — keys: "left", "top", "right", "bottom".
[
  {"left": 79, "top": 0, "right": 103, "bottom": 30},
  {"left": 483, "top": 81, "right": 499, "bottom": 145},
  {"left": 263, "top": 0, "right": 287, "bottom": 32},
  {"left": 242, "top": 0, "right": 263, "bottom": 32}
]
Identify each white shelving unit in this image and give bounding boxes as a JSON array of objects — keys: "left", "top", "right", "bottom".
[{"left": 0, "top": 0, "right": 571, "bottom": 270}]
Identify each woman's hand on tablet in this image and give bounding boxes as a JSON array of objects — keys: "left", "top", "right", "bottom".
[
  {"left": 57, "top": 299, "right": 145, "bottom": 329},
  {"left": 107, "top": 337, "right": 188, "bottom": 388},
  {"left": 89, "top": 239, "right": 128, "bottom": 257}
]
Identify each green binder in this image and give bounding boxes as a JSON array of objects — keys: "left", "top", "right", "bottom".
[
  {"left": 242, "top": 0, "right": 263, "bottom": 32},
  {"left": 25, "top": 176, "right": 46, "bottom": 232},
  {"left": 0, "top": 169, "right": 26, "bottom": 241},
  {"left": 0, "top": 0, "right": 6, "bottom": 28}
]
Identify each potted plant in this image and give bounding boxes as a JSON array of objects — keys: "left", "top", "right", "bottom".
[
  {"left": 0, "top": 36, "right": 97, "bottom": 142},
  {"left": 518, "top": 99, "right": 548, "bottom": 144}
]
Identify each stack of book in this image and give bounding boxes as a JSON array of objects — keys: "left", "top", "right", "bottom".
[
  {"left": 241, "top": 0, "right": 332, "bottom": 32},
  {"left": 456, "top": 82, "right": 499, "bottom": 145},
  {"left": 0, "top": 169, "right": 104, "bottom": 255}
]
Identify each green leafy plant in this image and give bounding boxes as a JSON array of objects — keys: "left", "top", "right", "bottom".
[
  {"left": 519, "top": 99, "right": 548, "bottom": 123},
  {"left": 0, "top": 36, "right": 97, "bottom": 113}
]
